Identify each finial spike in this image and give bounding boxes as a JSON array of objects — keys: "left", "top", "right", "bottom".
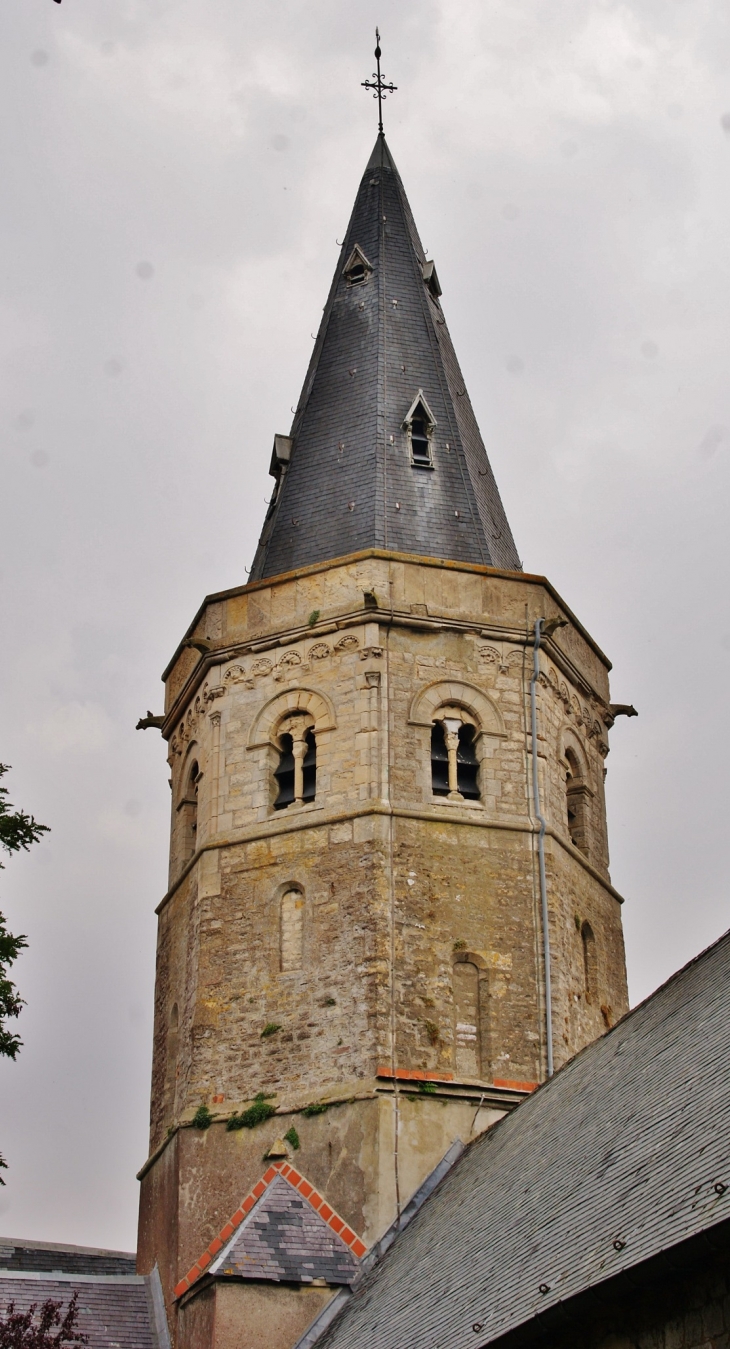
[{"left": 361, "top": 28, "right": 397, "bottom": 136}]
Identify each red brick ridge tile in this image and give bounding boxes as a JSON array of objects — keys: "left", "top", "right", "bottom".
[
  {"left": 377, "top": 1067, "right": 537, "bottom": 1092},
  {"left": 173, "top": 1161, "right": 367, "bottom": 1299}
]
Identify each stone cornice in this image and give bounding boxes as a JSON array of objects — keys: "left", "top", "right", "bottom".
[
  {"left": 155, "top": 802, "right": 624, "bottom": 916},
  {"left": 161, "top": 547, "right": 611, "bottom": 685}
]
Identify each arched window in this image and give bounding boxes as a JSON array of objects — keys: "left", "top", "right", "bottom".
[
  {"left": 581, "top": 921, "right": 597, "bottom": 1003},
  {"left": 179, "top": 758, "right": 200, "bottom": 861},
  {"left": 274, "top": 719, "right": 316, "bottom": 810},
  {"left": 280, "top": 889, "right": 304, "bottom": 972},
  {"left": 431, "top": 716, "right": 480, "bottom": 800},
  {"left": 565, "top": 748, "right": 589, "bottom": 855},
  {"left": 454, "top": 961, "right": 480, "bottom": 1079}
]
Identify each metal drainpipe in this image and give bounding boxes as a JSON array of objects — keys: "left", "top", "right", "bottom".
[{"left": 530, "top": 618, "right": 554, "bottom": 1078}]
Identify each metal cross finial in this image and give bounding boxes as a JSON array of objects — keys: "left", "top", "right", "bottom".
[{"left": 361, "top": 28, "right": 397, "bottom": 135}]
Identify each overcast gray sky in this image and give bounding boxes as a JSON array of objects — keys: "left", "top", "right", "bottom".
[{"left": 1, "top": 0, "right": 728, "bottom": 1254}]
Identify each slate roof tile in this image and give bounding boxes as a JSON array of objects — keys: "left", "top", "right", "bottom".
[
  {"left": 312, "top": 928, "right": 730, "bottom": 1349},
  {"left": 251, "top": 134, "right": 520, "bottom": 581}
]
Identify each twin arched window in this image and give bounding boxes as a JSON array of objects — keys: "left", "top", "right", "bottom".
[
  {"left": 565, "top": 747, "right": 589, "bottom": 856},
  {"left": 274, "top": 717, "right": 317, "bottom": 810},
  {"left": 179, "top": 758, "right": 200, "bottom": 861},
  {"left": 431, "top": 716, "right": 480, "bottom": 800}
]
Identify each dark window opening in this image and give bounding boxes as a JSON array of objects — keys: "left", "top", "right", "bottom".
[
  {"left": 348, "top": 262, "right": 366, "bottom": 285},
  {"left": 431, "top": 722, "right": 450, "bottom": 795},
  {"left": 274, "top": 728, "right": 316, "bottom": 809},
  {"left": 581, "top": 921, "right": 597, "bottom": 1003},
  {"left": 274, "top": 734, "right": 295, "bottom": 810},
  {"left": 565, "top": 748, "right": 588, "bottom": 855},
  {"left": 456, "top": 725, "right": 480, "bottom": 799},
  {"left": 410, "top": 412, "right": 432, "bottom": 467},
  {"left": 302, "top": 728, "right": 316, "bottom": 802},
  {"left": 180, "top": 759, "right": 199, "bottom": 862}
]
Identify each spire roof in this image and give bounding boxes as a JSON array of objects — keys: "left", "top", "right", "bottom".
[{"left": 250, "top": 135, "right": 520, "bottom": 581}]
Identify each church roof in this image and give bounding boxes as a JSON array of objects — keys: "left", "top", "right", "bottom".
[
  {"left": 0, "top": 1238, "right": 167, "bottom": 1348},
  {"left": 306, "top": 927, "right": 730, "bottom": 1349},
  {"left": 250, "top": 134, "right": 520, "bottom": 581},
  {"left": 174, "top": 1160, "right": 366, "bottom": 1301}
]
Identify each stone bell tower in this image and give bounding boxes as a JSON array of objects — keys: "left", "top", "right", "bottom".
[{"left": 136, "top": 133, "right": 629, "bottom": 1349}]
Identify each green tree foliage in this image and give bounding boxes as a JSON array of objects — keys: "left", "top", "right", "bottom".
[
  {"left": 0, "top": 764, "right": 49, "bottom": 1182},
  {"left": 0, "top": 1291, "right": 87, "bottom": 1347}
]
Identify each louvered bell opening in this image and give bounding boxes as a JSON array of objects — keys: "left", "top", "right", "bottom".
[
  {"left": 274, "top": 733, "right": 295, "bottom": 809},
  {"left": 411, "top": 415, "right": 431, "bottom": 467},
  {"left": 431, "top": 722, "right": 450, "bottom": 795},
  {"left": 457, "top": 725, "right": 480, "bottom": 799},
  {"left": 302, "top": 729, "right": 316, "bottom": 803}
]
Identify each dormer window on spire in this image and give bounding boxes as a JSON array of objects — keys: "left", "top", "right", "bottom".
[
  {"left": 344, "top": 244, "right": 373, "bottom": 287},
  {"left": 404, "top": 391, "right": 436, "bottom": 469},
  {"left": 422, "top": 259, "right": 442, "bottom": 300}
]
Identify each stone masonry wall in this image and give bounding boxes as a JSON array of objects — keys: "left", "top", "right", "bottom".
[{"left": 140, "top": 551, "right": 630, "bottom": 1335}]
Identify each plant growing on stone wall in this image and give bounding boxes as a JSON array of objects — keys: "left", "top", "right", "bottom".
[
  {"left": 284, "top": 1126, "right": 300, "bottom": 1151},
  {"left": 192, "top": 1105, "right": 213, "bottom": 1130},
  {"left": 423, "top": 1020, "right": 440, "bottom": 1046},
  {"left": 323, "top": 997, "right": 336, "bottom": 1006},
  {"left": 453, "top": 939, "right": 467, "bottom": 951},
  {"left": 417, "top": 1080, "right": 437, "bottom": 1095},
  {"left": 261, "top": 1022, "right": 281, "bottom": 1038},
  {"left": 307, "top": 610, "right": 320, "bottom": 627},
  {"left": 227, "top": 1093, "right": 276, "bottom": 1131},
  {"left": 302, "top": 1101, "right": 328, "bottom": 1117}
]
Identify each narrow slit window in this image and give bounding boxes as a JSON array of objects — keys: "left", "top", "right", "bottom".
[
  {"left": 581, "top": 921, "right": 597, "bottom": 1003},
  {"left": 454, "top": 961, "right": 480, "bottom": 1079},
  {"left": 431, "top": 722, "right": 450, "bottom": 795},
  {"left": 281, "top": 889, "right": 304, "bottom": 972}
]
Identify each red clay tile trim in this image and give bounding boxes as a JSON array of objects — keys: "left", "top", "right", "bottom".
[
  {"left": 377, "top": 1066, "right": 454, "bottom": 1083},
  {"left": 493, "top": 1078, "right": 537, "bottom": 1092},
  {"left": 173, "top": 1158, "right": 367, "bottom": 1300}
]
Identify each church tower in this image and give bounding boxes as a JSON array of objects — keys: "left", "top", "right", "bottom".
[{"left": 137, "top": 131, "right": 629, "bottom": 1349}]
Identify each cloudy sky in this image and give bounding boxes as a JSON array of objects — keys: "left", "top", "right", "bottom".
[{"left": 1, "top": 0, "right": 728, "bottom": 1253}]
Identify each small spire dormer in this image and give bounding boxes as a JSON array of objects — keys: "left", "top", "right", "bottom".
[{"left": 343, "top": 244, "right": 373, "bottom": 287}]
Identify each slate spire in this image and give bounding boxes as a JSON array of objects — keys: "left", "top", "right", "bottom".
[{"left": 250, "top": 134, "right": 520, "bottom": 581}]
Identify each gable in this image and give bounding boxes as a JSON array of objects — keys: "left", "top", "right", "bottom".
[{"left": 174, "top": 1162, "right": 366, "bottom": 1300}]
